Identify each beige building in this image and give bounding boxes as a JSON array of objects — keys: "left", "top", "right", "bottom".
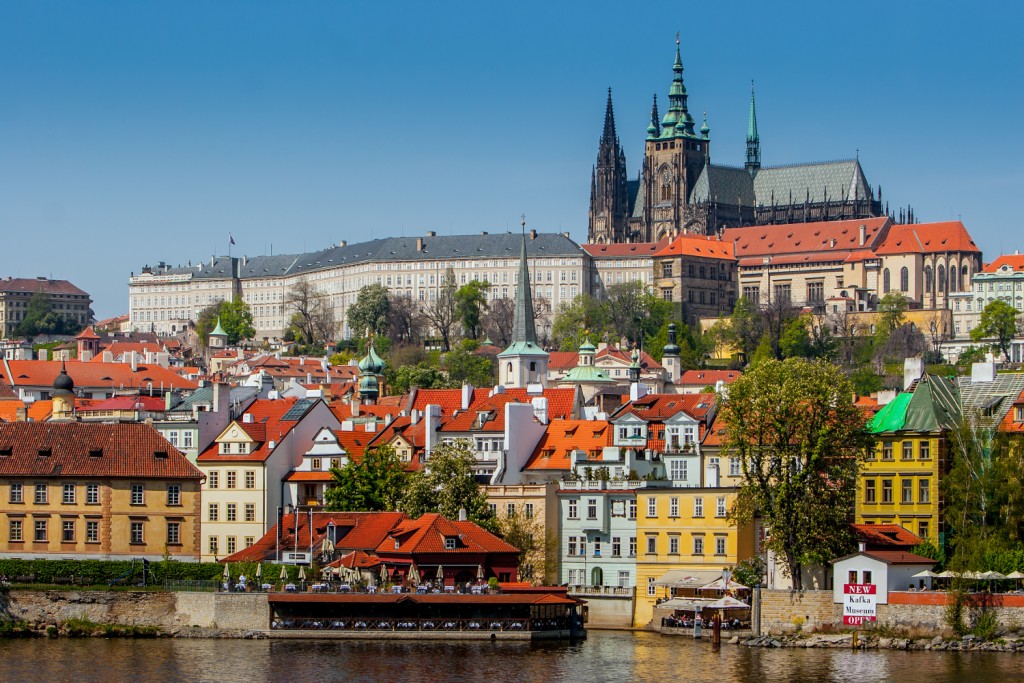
[
  {"left": 651, "top": 234, "right": 737, "bottom": 329},
  {"left": 1, "top": 277, "right": 92, "bottom": 339},
  {"left": 484, "top": 483, "right": 561, "bottom": 585},
  {"left": 582, "top": 242, "right": 660, "bottom": 299}
]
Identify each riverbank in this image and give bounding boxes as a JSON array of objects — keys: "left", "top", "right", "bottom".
[{"left": 741, "top": 632, "right": 1024, "bottom": 652}]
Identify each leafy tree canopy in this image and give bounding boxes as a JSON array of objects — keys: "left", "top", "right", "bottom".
[
  {"left": 401, "top": 440, "right": 496, "bottom": 532},
  {"left": 196, "top": 297, "right": 255, "bottom": 347},
  {"left": 324, "top": 445, "right": 408, "bottom": 512},
  {"left": 970, "top": 300, "right": 1019, "bottom": 361},
  {"left": 347, "top": 284, "right": 391, "bottom": 337}
]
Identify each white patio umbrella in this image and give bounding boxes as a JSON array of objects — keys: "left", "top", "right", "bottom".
[
  {"left": 408, "top": 564, "right": 420, "bottom": 586},
  {"left": 380, "top": 564, "right": 389, "bottom": 585},
  {"left": 222, "top": 563, "right": 231, "bottom": 580},
  {"left": 912, "top": 569, "right": 940, "bottom": 578},
  {"left": 699, "top": 577, "right": 750, "bottom": 592},
  {"left": 255, "top": 563, "right": 262, "bottom": 581},
  {"left": 477, "top": 565, "right": 485, "bottom": 581},
  {"left": 1005, "top": 571, "right": 1024, "bottom": 579},
  {"left": 436, "top": 565, "right": 445, "bottom": 582},
  {"left": 298, "top": 565, "right": 307, "bottom": 582},
  {"left": 706, "top": 596, "right": 750, "bottom": 610},
  {"left": 280, "top": 565, "right": 289, "bottom": 581},
  {"left": 982, "top": 571, "right": 1006, "bottom": 580}
]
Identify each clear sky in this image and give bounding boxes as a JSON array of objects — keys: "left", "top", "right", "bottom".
[{"left": 1, "top": 1, "right": 1022, "bottom": 318}]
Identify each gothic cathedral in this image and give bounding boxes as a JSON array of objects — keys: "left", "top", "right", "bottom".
[{"left": 588, "top": 38, "right": 886, "bottom": 244}]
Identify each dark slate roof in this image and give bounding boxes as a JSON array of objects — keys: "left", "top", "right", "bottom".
[
  {"left": 690, "top": 165, "right": 755, "bottom": 205},
  {"left": 752, "top": 160, "right": 872, "bottom": 206},
  {"left": 167, "top": 386, "right": 259, "bottom": 414},
  {"left": 957, "top": 373, "right": 1024, "bottom": 428}
]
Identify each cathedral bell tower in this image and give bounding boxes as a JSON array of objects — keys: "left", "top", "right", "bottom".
[
  {"left": 588, "top": 89, "right": 631, "bottom": 244},
  {"left": 638, "top": 36, "right": 710, "bottom": 241}
]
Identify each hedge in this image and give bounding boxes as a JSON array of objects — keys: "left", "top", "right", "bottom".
[{"left": 0, "top": 558, "right": 308, "bottom": 587}]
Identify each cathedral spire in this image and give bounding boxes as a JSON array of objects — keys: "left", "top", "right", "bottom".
[
  {"left": 602, "top": 87, "right": 617, "bottom": 144},
  {"left": 745, "top": 80, "right": 761, "bottom": 175},
  {"left": 646, "top": 94, "right": 660, "bottom": 140},
  {"left": 662, "top": 34, "right": 696, "bottom": 138}
]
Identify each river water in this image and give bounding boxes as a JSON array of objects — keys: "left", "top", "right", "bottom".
[{"left": 0, "top": 630, "right": 1020, "bottom": 682}]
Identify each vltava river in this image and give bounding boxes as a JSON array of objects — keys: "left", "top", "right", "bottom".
[{"left": 0, "top": 630, "right": 1020, "bottom": 682}]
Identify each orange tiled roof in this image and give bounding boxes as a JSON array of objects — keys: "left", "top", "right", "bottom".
[
  {"left": 328, "top": 401, "right": 403, "bottom": 422},
  {"left": 581, "top": 240, "right": 669, "bottom": 257},
  {"left": 91, "top": 341, "right": 167, "bottom": 360},
  {"left": 678, "top": 370, "right": 741, "bottom": 386},
  {"left": 998, "top": 390, "right": 1024, "bottom": 434},
  {"left": 524, "top": 419, "right": 612, "bottom": 471},
  {"left": 875, "top": 221, "right": 980, "bottom": 256},
  {"left": 653, "top": 234, "right": 735, "bottom": 260},
  {"left": 283, "top": 470, "right": 334, "bottom": 482},
  {"left": 75, "top": 326, "right": 101, "bottom": 340},
  {"left": 983, "top": 254, "right": 1024, "bottom": 274},
  {"left": 1, "top": 359, "right": 196, "bottom": 391},
  {"left": 409, "top": 387, "right": 492, "bottom": 415},
  {"left": 723, "top": 217, "right": 890, "bottom": 260},
  {"left": 0, "top": 422, "right": 201, "bottom": 479},
  {"left": 440, "top": 394, "right": 520, "bottom": 433},
  {"left": 224, "top": 511, "right": 406, "bottom": 562},
  {"left": 77, "top": 395, "right": 167, "bottom": 413},
  {"left": 616, "top": 392, "right": 716, "bottom": 422},
  {"left": 196, "top": 397, "right": 310, "bottom": 462},
  {"left": 381, "top": 513, "right": 518, "bottom": 555},
  {"left": 852, "top": 523, "right": 922, "bottom": 550}
]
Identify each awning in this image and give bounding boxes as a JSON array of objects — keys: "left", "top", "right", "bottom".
[{"left": 654, "top": 570, "right": 723, "bottom": 587}]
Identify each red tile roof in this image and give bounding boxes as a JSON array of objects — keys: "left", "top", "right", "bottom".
[
  {"left": 328, "top": 550, "right": 382, "bottom": 569},
  {"left": 999, "top": 390, "right": 1024, "bottom": 434},
  {"left": 381, "top": 513, "right": 518, "bottom": 555},
  {"left": 525, "top": 419, "right": 612, "bottom": 471},
  {"left": 77, "top": 395, "right": 168, "bottom": 413},
  {"left": 196, "top": 397, "right": 312, "bottom": 462},
  {"left": 723, "top": 217, "right": 890, "bottom": 260},
  {"left": 75, "top": 326, "right": 100, "bottom": 340},
  {"left": 863, "top": 550, "right": 935, "bottom": 565},
  {"left": 409, "top": 387, "right": 492, "bottom": 415},
  {"left": 0, "top": 422, "right": 201, "bottom": 479},
  {"left": 678, "top": 370, "right": 741, "bottom": 386},
  {"left": 616, "top": 392, "right": 716, "bottom": 422},
  {"left": 549, "top": 346, "right": 662, "bottom": 373},
  {"left": 852, "top": 523, "right": 922, "bottom": 550},
  {"left": 1, "top": 359, "right": 196, "bottom": 391},
  {"left": 983, "top": 254, "right": 1024, "bottom": 274},
  {"left": 282, "top": 470, "right": 334, "bottom": 482},
  {"left": 875, "top": 221, "right": 980, "bottom": 256},
  {"left": 91, "top": 341, "right": 168, "bottom": 360},
  {"left": 0, "top": 278, "right": 89, "bottom": 296},
  {"left": 224, "top": 511, "right": 406, "bottom": 562},
  {"left": 582, "top": 240, "right": 669, "bottom": 257},
  {"left": 328, "top": 401, "right": 403, "bottom": 422},
  {"left": 653, "top": 234, "right": 735, "bottom": 260}
]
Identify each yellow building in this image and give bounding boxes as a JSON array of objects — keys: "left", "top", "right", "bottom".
[
  {"left": 856, "top": 375, "right": 960, "bottom": 545},
  {"left": 0, "top": 422, "right": 203, "bottom": 560},
  {"left": 633, "top": 487, "right": 754, "bottom": 628}
]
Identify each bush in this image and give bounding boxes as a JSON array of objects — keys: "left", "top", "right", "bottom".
[
  {"left": 972, "top": 610, "right": 1000, "bottom": 641},
  {"left": 0, "top": 558, "right": 224, "bottom": 586}
]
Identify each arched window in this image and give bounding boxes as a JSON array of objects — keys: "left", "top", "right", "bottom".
[
  {"left": 938, "top": 265, "right": 946, "bottom": 293},
  {"left": 924, "top": 266, "right": 933, "bottom": 293},
  {"left": 961, "top": 265, "right": 969, "bottom": 290},
  {"left": 883, "top": 269, "right": 891, "bottom": 293},
  {"left": 506, "top": 362, "right": 512, "bottom": 375},
  {"left": 660, "top": 168, "right": 673, "bottom": 202},
  {"left": 949, "top": 263, "right": 958, "bottom": 292},
  {"left": 900, "top": 266, "right": 909, "bottom": 292}
]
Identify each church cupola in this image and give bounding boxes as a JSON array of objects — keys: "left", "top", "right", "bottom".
[
  {"left": 51, "top": 361, "right": 76, "bottom": 421},
  {"left": 662, "top": 323, "right": 682, "bottom": 384},
  {"left": 208, "top": 316, "right": 228, "bottom": 350},
  {"left": 357, "top": 338, "right": 385, "bottom": 402},
  {"left": 662, "top": 35, "right": 696, "bottom": 139}
]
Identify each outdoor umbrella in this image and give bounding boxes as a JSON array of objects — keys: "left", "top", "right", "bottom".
[
  {"left": 912, "top": 570, "right": 939, "bottom": 578},
  {"left": 1006, "top": 571, "right": 1024, "bottom": 579},
  {"left": 982, "top": 571, "right": 1006, "bottom": 580},
  {"left": 380, "top": 564, "right": 389, "bottom": 585},
  {"left": 298, "top": 565, "right": 307, "bottom": 582},
  {"left": 408, "top": 564, "right": 420, "bottom": 586},
  {"left": 477, "top": 565, "right": 485, "bottom": 581},
  {"left": 280, "top": 565, "right": 289, "bottom": 581},
  {"left": 222, "top": 563, "right": 231, "bottom": 580},
  {"left": 699, "top": 577, "right": 750, "bottom": 592},
  {"left": 436, "top": 565, "right": 445, "bottom": 582},
  {"left": 255, "top": 564, "right": 262, "bottom": 581},
  {"left": 706, "top": 596, "right": 750, "bottom": 610}
]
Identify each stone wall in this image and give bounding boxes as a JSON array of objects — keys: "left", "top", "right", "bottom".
[
  {"left": 581, "top": 595, "right": 635, "bottom": 629},
  {"left": 759, "top": 590, "right": 838, "bottom": 633},
  {"left": 0, "top": 590, "right": 269, "bottom": 632}
]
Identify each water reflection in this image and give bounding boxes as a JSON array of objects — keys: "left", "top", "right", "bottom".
[{"left": 0, "top": 631, "right": 1021, "bottom": 682}]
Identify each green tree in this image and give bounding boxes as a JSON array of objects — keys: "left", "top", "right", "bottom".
[
  {"left": 421, "top": 267, "right": 458, "bottom": 351},
  {"left": 971, "top": 300, "right": 1019, "bottom": 361},
  {"left": 14, "top": 291, "right": 54, "bottom": 338},
  {"left": 324, "top": 445, "right": 408, "bottom": 512},
  {"left": 195, "top": 297, "right": 255, "bottom": 347},
  {"left": 727, "top": 297, "right": 763, "bottom": 360},
  {"left": 284, "top": 278, "right": 336, "bottom": 347},
  {"left": 779, "top": 314, "right": 813, "bottom": 359},
  {"left": 455, "top": 280, "right": 490, "bottom": 340},
  {"left": 496, "top": 510, "right": 559, "bottom": 585},
  {"left": 877, "top": 292, "right": 909, "bottom": 338},
  {"left": 551, "top": 294, "right": 609, "bottom": 351},
  {"left": 387, "top": 362, "right": 451, "bottom": 395},
  {"left": 605, "top": 281, "right": 672, "bottom": 344},
  {"left": 443, "top": 339, "right": 496, "bottom": 387},
  {"left": 347, "top": 284, "right": 391, "bottom": 337},
  {"left": 646, "top": 320, "right": 706, "bottom": 368},
  {"left": 748, "top": 333, "right": 774, "bottom": 368},
  {"left": 401, "top": 440, "right": 496, "bottom": 532},
  {"left": 722, "top": 358, "right": 874, "bottom": 589}
]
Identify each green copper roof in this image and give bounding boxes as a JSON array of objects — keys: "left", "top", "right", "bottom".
[
  {"left": 358, "top": 339, "right": 385, "bottom": 375},
  {"left": 210, "top": 316, "right": 227, "bottom": 337},
  {"left": 501, "top": 229, "right": 543, "bottom": 354},
  {"left": 700, "top": 112, "right": 709, "bottom": 140},
  {"left": 497, "top": 340, "right": 549, "bottom": 358},
  {"left": 562, "top": 364, "right": 614, "bottom": 384},
  {"left": 746, "top": 81, "right": 759, "bottom": 144},
  {"left": 646, "top": 94, "right": 660, "bottom": 139},
  {"left": 659, "top": 40, "right": 697, "bottom": 140}
]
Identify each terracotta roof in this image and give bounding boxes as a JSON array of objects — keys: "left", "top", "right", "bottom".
[
  {"left": 678, "top": 370, "right": 741, "bottom": 386},
  {"left": 983, "top": 254, "right": 1024, "bottom": 274},
  {"left": 91, "top": 341, "right": 168, "bottom": 360},
  {"left": 852, "top": 523, "right": 922, "bottom": 550},
  {"left": 525, "top": 419, "right": 612, "bottom": 471},
  {"left": 332, "top": 424, "right": 392, "bottom": 461},
  {"left": 329, "top": 550, "right": 382, "bottom": 569},
  {"left": 653, "top": 234, "right": 735, "bottom": 260},
  {"left": 0, "top": 278, "right": 89, "bottom": 296},
  {"left": 440, "top": 394, "right": 519, "bottom": 433},
  {"left": 77, "top": 395, "right": 167, "bottom": 413},
  {"left": 75, "top": 326, "right": 101, "bottom": 340},
  {"left": 615, "top": 392, "right": 716, "bottom": 422},
  {"left": 723, "top": 217, "right": 890, "bottom": 260},
  {"left": 196, "top": 397, "right": 315, "bottom": 462},
  {"left": 282, "top": 470, "right": 334, "bottom": 482},
  {"left": 875, "top": 221, "right": 980, "bottom": 256},
  {"left": 582, "top": 240, "right": 668, "bottom": 257},
  {"left": 1, "top": 360, "right": 196, "bottom": 391},
  {"left": 409, "top": 388, "right": 492, "bottom": 415},
  {"left": 328, "top": 401, "right": 402, "bottom": 422},
  {"left": 0, "top": 383, "right": 16, "bottom": 400},
  {"left": 381, "top": 513, "right": 518, "bottom": 555},
  {"left": 998, "top": 390, "right": 1024, "bottom": 434},
  {"left": 863, "top": 550, "right": 936, "bottom": 565},
  {"left": 0, "top": 422, "right": 201, "bottom": 479},
  {"left": 224, "top": 511, "right": 406, "bottom": 562},
  {"left": 498, "top": 387, "right": 578, "bottom": 419}
]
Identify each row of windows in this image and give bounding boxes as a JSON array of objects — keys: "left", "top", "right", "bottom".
[
  {"left": 567, "top": 568, "right": 631, "bottom": 587},
  {"left": 207, "top": 471, "right": 257, "bottom": 489},
  {"left": 9, "top": 483, "right": 180, "bottom": 506},
  {"left": 872, "top": 441, "right": 932, "bottom": 461},
  {"left": 645, "top": 496, "right": 728, "bottom": 519},
  {"left": 863, "top": 477, "right": 931, "bottom": 504},
  {"left": 207, "top": 502, "right": 258, "bottom": 522},
  {"left": 566, "top": 536, "right": 637, "bottom": 558},
  {"left": 208, "top": 535, "right": 256, "bottom": 556},
  {"left": 9, "top": 518, "right": 180, "bottom": 545},
  {"left": 644, "top": 534, "right": 727, "bottom": 557}
]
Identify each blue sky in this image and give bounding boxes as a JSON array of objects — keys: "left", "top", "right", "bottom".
[{"left": 1, "top": 1, "right": 1021, "bottom": 317}]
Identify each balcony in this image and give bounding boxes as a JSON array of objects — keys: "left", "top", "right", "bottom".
[
  {"left": 567, "top": 585, "right": 634, "bottom": 597},
  {"left": 560, "top": 480, "right": 648, "bottom": 491}
]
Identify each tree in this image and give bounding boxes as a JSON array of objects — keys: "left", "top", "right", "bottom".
[
  {"left": 482, "top": 297, "right": 515, "bottom": 347},
  {"left": 726, "top": 297, "right": 763, "bottom": 360},
  {"left": 13, "top": 290, "right": 81, "bottom": 338},
  {"left": 195, "top": 297, "right": 255, "bottom": 347},
  {"left": 646, "top": 320, "right": 706, "bottom": 368},
  {"left": 443, "top": 339, "right": 496, "bottom": 387},
  {"left": 284, "top": 278, "right": 336, "bottom": 347},
  {"left": 779, "top": 315, "right": 813, "bottom": 359},
  {"left": 551, "top": 293, "right": 609, "bottom": 351},
  {"left": 401, "top": 440, "right": 496, "bottom": 532},
  {"left": 496, "top": 510, "right": 559, "bottom": 585},
  {"left": 386, "top": 295, "right": 424, "bottom": 346},
  {"left": 387, "top": 362, "right": 451, "bottom": 395},
  {"left": 877, "top": 292, "right": 909, "bottom": 337},
  {"left": 971, "top": 300, "right": 1019, "bottom": 361},
  {"left": 421, "top": 267, "right": 458, "bottom": 351},
  {"left": 605, "top": 281, "right": 672, "bottom": 345},
  {"left": 455, "top": 280, "right": 490, "bottom": 340},
  {"left": 347, "top": 284, "right": 390, "bottom": 337},
  {"left": 324, "top": 445, "right": 408, "bottom": 512},
  {"left": 722, "top": 358, "right": 874, "bottom": 589}
]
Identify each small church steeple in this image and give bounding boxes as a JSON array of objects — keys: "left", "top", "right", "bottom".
[
  {"left": 745, "top": 80, "right": 761, "bottom": 175},
  {"left": 498, "top": 217, "right": 549, "bottom": 388}
]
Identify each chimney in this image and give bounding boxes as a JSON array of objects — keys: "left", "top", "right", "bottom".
[
  {"left": 458, "top": 507, "right": 468, "bottom": 522},
  {"left": 531, "top": 396, "right": 549, "bottom": 425},
  {"left": 384, "top": 413, "right": 393, "bottom": 426},
  {"left": 243, "top": 412, "right": 254, "bottom": 424},
  {"left": 529, "top": 229, "right": 537, "bottom": 240},
  {"left": 350, "top": 395, "right": 360, "bottom": 417},
  {"left": 426, "top": 230, "right": 436, "bottom": 237},
  {"left": 971, "top": 361, "right": 997, "bottom": 384},
  {"left": 268, "top": 440, "right": 276, "bottom": 450},
  {"left": 341, "top": 420, "right": 354, "bottom": 431},
  {"left": 461, "top": 382, "right": 474, "bottom": 410},
  {"left": 410, "top": 409, "right": 420, "bottom": 425},
  {"left": 338, "top": 240, "right": 347, "bottom": 247},
  {"left": 859, "top": 224, "right": 867, "bottom": 246},
  {"left": 416, "top": 237, "right": 424, "bottom": 252},
  {"left": 424, "top": 404, "right": 441, "bottom": 459},
  {"left": 903, "top": 357, "right": 924, "bottom": 390},
  {"left": 102, "top": 351, "right": 114, "bottom": 363},
  {"left": 128, "top": 351, "right": 138, "bottom": 372},
  {"left": 212, "top": 381, "right": 228, "bottom": 414},
  {"left": 858, "top": 541, "right": 867, "bottom": 553},
  {"left": 364, "top": 422, "right": 376, "bottom": 432}
]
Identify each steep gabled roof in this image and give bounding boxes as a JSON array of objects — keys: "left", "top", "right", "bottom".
[
  {"left": 380, "top": 513, "right": 518, "bottom": 555},
  {"left": 876, "top": 221, "right": 979, "bottom": 255},
  {"left": 653, "top": 234, "right": 735, "bottom": 261},
  {"left": 581, "top": 241, "right": 668, "bottom": 258},
  {"left": 196, "top": 398, "right": 318, "bottom": 462},
  {"left": 723, "top": 217, "right": 890, "bottom": 260},
  {"left": 1, "top": 360, "right": 196, "bottom": 391},
  {"left": 524, "top": 419, "right": 612, "bottom": 471},
  {"left": 983, "top": 254, "right": 1024, "bottom": 273},
  {"left": 613, "top": 392, "right": 716, "bottom": 422}
]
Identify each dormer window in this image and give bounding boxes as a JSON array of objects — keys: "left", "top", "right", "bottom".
[
  {"left": 444, "top": 537, "right": 457, "bottom": 550},
  {"left": 38, "top": 448, "right": 51, "bottom": 457},
  {"left": 394, "top": 539, "right": 400, "bottom": 550}
]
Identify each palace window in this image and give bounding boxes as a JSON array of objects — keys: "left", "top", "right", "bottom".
[
  {"left": 86, "top": 521, "right": 98, "bottom": 543},
  {"left": 919, "top": 479, "right": 931, "bottom": 504},
  {"left": 167, "top": 484, "right": 181, "bottom": 506},
  {"left": 882, "top": 479, "right": 893, "bottom": 503},
  {"left": 9, "top": 520, "right": 21, "bottom": 542},
  {"left": 902, "top": 479, "right": 913, "bottom": 504},
  {"left": 865, "top": 480, "right": 876, "bottom": 503}
]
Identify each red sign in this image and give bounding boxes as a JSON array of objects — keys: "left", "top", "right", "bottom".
[
  {"left": 842, "top": 583, "right": 877, "bottom": 625},
  {"left": 843, "top": 584, "right": 877, "bottom": 594}
]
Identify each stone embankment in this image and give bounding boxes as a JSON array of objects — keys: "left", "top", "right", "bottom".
[{"left": 739, "top": 633, "right": 1024, "bottom": 653}]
